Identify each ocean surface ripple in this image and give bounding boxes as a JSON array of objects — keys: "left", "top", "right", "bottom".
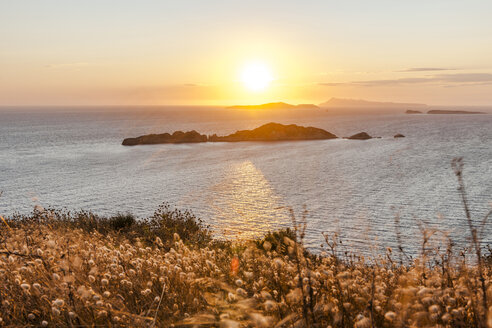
[{"left": 1, "top": 107, "right": 491, "bottom": 255}]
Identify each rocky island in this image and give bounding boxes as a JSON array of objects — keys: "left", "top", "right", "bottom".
[
  {"left": 347, "top": 132, "right": 372, "bottom": 140},
  {"left": 122, "top": 123, "right": 337, "bottom": 146},
  {"left": 405, "top": 110, "right": 423, "bottom": 114},
  {"left": 209, "top": 122, "right": 337, "bottom": 142},
  {"left": 122, "top": 131, "right": 207, "bottom": 146}
]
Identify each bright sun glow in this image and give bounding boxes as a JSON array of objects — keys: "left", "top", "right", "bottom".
[{"left": 240, "top": 61, "right": 273, "bottom": 92}]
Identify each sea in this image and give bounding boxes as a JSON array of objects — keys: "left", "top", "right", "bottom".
[{"left": 1, "top": 106, "right": 491, "bottom": 256}]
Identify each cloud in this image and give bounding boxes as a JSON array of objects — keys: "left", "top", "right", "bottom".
[
  {"left": 433, "top": 73, "right": 492, "bottom": 83},
  {"left": 182, "top": 83, "right": 212, "bottom": 87},
  {"left": 319, "top": 73, "right": 492, "bottom": 87},
  {"left": 44, "top": 62, "right": 92, "bottom": 69},
  {"left": 351, "top": 77, "right": 430, "bottom": 86},
  {"left": 399, "top": 67, "right": 455, "bottom": 72},
  {"left": 318, "top": 82, "right": 345, "bottom": 86}
]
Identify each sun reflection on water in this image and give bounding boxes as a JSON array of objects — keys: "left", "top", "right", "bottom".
[{"left": 206, "top": 161, "right": 288, "bottom": 239}]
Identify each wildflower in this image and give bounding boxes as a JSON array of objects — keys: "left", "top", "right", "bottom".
[
  {"left": 20, "top": 283, "right": 30, "bottom": 291},
  {"left": 249, "top": 313, "right": 270, "bottom": 327},
  {"left": 429, "top": 304, "right": 440, "bottom": 314},
  {"left": 385, "top": 311, "right": 397, "bottom": 321},
  {"left": 68, "top": 312, "right": 76, "bottom": 319},
  {"left": 236, "top": 288, "right": 247, "bottom": 297},
  {"left": 235, "top": 279, "right": 243, "bottom": 287},
  {"left": 273, "top": 257, "right": 283, "bottom": 268},
  {"left": 264, "top": 300, "right": 276, "bottom": 312},
  {"left": 141, "top": 289, "right": 151, "bottom": 296},
  {"left": 103, "top": 291, "right": 111, "bottom": 298},
  {"left": 101, "top": 278, "right": 109, "bottom": 286},
  {"left": 354, "top": 316, "right": 371, "bottom": 328},
  {"left": 261, "top": 290, "right": 273, "bottom": 300},
  {"left": 98, "top": 310, "right": 107, "bottom": 318},
  {"left": 243, "top": 271, "right": 253, "bottom": 280},
  {"left": 52, "top": 299, "right": 64, "bottom": 307},
  {"left": 41, "top": 321, "right": 48, "bottom": 327},
  {"left": 27, "top": 313, "right": 35, "bottom": 320},
  {"left": 36, "top": 248, "right": 43, "bottom": 256},
  {"left": 421, "top": 296, "right": 433, "bottom": 305},
  {"left": 52, "top": 306, "right": 61, "bottom": 316},
  {"left": 263, "top": 241, "right": 272, "bottom": 251}
]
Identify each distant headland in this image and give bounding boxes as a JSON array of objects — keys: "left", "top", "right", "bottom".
[
  {"left": 227, "top": 102, "right": 320, "bottom": 110},
  {"left": 122, "top": 123, "right": 337, "bottom": 146},
  {"left": 427, "top": 109, "right": 486, "bottom": 114},
  {"left": 406, "top": 109, "right": 486, "bottom": 114},
  {"left": 319, "top": 98, "right": 428, "bottom": 114},
  {"left": 320, "top": 98, "right": 427, "bottom": 109}
]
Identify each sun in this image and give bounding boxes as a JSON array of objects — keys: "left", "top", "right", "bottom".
[{"left": 240, "top": 61, "right": 273, "bottom": 92}]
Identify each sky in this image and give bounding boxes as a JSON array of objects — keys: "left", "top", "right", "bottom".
[{"left": 1, "top": 0, "right": 492, "bottom": 106}]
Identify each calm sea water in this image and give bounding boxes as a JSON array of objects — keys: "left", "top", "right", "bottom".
[{"left": 1, "top": 107, "right": 491, "bottom": 255}]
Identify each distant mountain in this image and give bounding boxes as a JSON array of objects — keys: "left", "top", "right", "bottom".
[
  {"left": 427, "top": 110, "right": 486, "bottom": 114},
  {"left": 320, "top": 98, "right": 428, "bottom": 109},
  {"left": 228, "top": 102, "right": 319, "bottom": 110}
]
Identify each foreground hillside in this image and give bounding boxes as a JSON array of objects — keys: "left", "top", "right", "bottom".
[{"left": 1, "top": 206, "right": 490, "bottom": 327}]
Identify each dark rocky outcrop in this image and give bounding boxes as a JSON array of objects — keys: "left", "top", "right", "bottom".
[
  {"left": 427, "top": 110, "right": 485, "bottom": 114},
  {"left": 406, "top": 110, "right": 422, "bottom": 114},
  {"left": 348, "top": 132, "right": 372, "bottom": 140},
  {"left": 209, "top": 123, "right": 337, "bottom": 142},
  {"left": 394, "top": 133, "right": 405, "bottom": 138},
  {"left": 122, "top": 123, "right": 337, "bottom": 146},
  {"left": 122, "top": 130, "right": 207, "bottom": 146}
]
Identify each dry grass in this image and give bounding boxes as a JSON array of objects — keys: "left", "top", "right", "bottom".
[{"left": 0, "top": 208, "right": 490, "bottom": 327}]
